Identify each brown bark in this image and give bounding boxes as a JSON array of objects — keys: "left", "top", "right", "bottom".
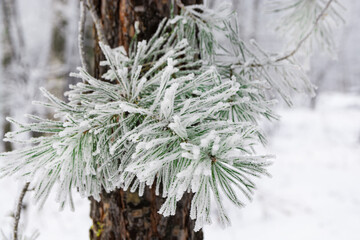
[{"left": 89, "top": 1, "right": 203, "bottom": 239}]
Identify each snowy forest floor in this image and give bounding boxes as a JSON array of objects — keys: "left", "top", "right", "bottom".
[{"left": 1, "top": 92, "right": 359, "bottom": 240}]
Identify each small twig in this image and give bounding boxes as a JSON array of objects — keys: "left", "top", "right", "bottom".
[
  {"left": 176, "top": 0, "right": 185, "bottom": 9},
  {"left": 78, "top": 0, "right": 89, "bottom": 73},
  {"left": 275, "top": 0, "right": 334, "bottom": 62},
  {"left": 86, "top": 0, "right": 109, "bottom": 45},
  {"left": 178, "top": 0, "right": 334, "bottom": 67},
  {"left": 13, "top": 182, "right": 30, "bottom": 240},
  {"left": 234, "top": 0, "right": 335, "bottom": 68}
]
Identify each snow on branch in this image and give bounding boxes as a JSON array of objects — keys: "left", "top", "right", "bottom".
[
  {"left": 85, "top": 0, "right": 108, "bottom": 45},
  {"left": 78, "top": 0, "right": 89, "bottom": 73},
  {"left": 0, "top": 3, "right": 342, "bottom": 231},
  {"left": 13, "top": 182, "right": 30, "bottom": 240},
  {"left": 268, "top": 0, "right": 345, "bottom": 57}
]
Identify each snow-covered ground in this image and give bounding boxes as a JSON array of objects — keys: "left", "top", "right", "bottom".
[
  {"left": 205, "top": 92, "right": 360, "bottom": 240},
  {"left": 1, "top": 92, "right": 359, "bottom": 240}
]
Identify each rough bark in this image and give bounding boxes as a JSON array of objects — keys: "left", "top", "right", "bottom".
[{"left": 89, "top": 1, "right": 203, "bottom": 240}]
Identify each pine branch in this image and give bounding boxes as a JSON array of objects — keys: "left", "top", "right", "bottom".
[
  {"left": 275, "top": 0, "right": 335, "bottom": 62},
  {"left": 233, "top": 0, "right": 336, "bottom": 68},
  {"left": 0, "top": 2, "right": 342, "bottom": 231}
]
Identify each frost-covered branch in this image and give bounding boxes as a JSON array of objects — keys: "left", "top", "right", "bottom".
[
  {"left": 176, "top": 0, "right": 185, "bottom": 9},
  {"left": 275, "top": 0, "right": 335, "bottom": 62},
  {"left": 13, "top": 182, "right": 30, "bottom": 240},
  {"left": 235, "top": 0, "right": 342, "bottom": 67},
  {"left": 0, "top": 3, "right": 341, "bottom": 231},
  {"left": 269, "top": 0, "right": 345, "bottom": 57},
  {"left": 78, "top": 0, "right": 89, "bottom": 73},
  {"left": 86, "top": 0, "right": 108, "bottom": 45}
]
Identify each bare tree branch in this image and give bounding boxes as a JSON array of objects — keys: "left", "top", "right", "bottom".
[
  {"left": 86, "top": 0, "right": 108, "bottom": 45},
  {"left": 250, "top": 0, "right": 260, "bottom": 40},
  {"left": 13, "top": 182, "right": 30, "bottom": 240},
  {"left": 176, "top": 0, "right": 185, "bottom": 9},
  {"left": 78, "top": 0, "right": 89, "bottom": 73}
]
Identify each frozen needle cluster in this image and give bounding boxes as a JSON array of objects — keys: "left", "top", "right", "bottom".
[{"left": 1, "top": 4, "right": 321, "bottom": 230}]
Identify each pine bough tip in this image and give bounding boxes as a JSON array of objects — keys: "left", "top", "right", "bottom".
[{"left": 0, "top": 2, "right": 332, "bottom": 231}]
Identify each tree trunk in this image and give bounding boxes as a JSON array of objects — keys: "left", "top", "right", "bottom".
[
  {"left": 89, "top": 1, "right": 204, "bottom": 239},
  {"left": 1, "top": 0, "right": 15, "bottom": 152}
]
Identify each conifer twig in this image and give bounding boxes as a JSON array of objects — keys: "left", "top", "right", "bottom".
[
  {"left": 275, "top": 0, "right": 334, "bottom": 62},
  {"left": 78, "top": 0, "right": 89, "bottom": 73},
  {"left": 13, "top": 182, "right": 30, "bottom": 240},
  {"left": 233, "top": 0, "right": 335, "bottom": 68},
  {"left": 177, "top": 0, "right": 334, "bottom": 64}
]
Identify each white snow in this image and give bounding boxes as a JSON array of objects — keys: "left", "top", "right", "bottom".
[
  {"left": 169, "top": 115, "right": 188, "bottom": 140},
  {"left": 204, "top": 92, "right": 360, "bottom": 240},
  {"left": 1, "top": 92, "right": 359, "bottom": 239},
  {"left": 160, "top": 83, "right": 179, "bottom": 119}
]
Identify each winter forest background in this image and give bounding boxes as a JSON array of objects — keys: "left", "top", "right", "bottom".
[{"left": 0, "top": 0, "right": 359, "bottom": 239}]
